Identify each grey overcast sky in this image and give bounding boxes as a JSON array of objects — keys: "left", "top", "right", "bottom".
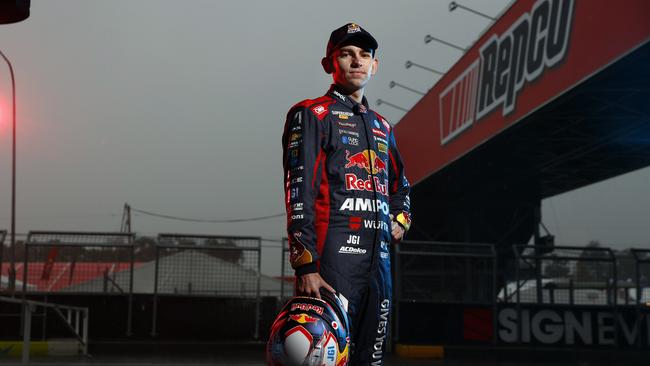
[{"left": 0, "top": 0, "right": 648, "bottom": 274}]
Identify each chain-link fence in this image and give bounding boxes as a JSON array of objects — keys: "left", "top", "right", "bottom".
[
  {"left": 632, "top": 249, "right": 650, "bottom": 304},
  {"left": 21, "top": 231, "right": 135, "bottom": 295},
  {"left": 394, "top": 241, "right": 497, "bottom": 344},
  {"left": 4, "top": 228, "right": 649, "bottom": 346},
  {"left": 152, "top": 233, "right": 262, "bottom": 338},
  {"left": 154, "top": 234, "right": 261, "bottom": 297},
  {"left": 395, "top": 241, "right": 497, "bottom": 304},
  {"left": 510, "top": 245, "right": 617, "bottom": 305}
]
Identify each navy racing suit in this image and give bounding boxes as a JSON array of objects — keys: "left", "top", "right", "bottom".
[{"left": 282, "top": 85, "right": 411, "bottom": 365}]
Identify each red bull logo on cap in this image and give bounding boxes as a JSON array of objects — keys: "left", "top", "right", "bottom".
[
  {"left": 345, "top": 150, "right": 387, "bottom": 175},
  {"left": 348, "top": 23, "right": 360, "bottom": 33}
]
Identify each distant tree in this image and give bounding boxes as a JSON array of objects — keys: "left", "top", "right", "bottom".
[
  {"left": 134, "top": 236, "right": 157, "bottom": 262},
  {"left": 544, "top": 254, "right": 571, "bottom": 278},
  {"left": 204, "top": 238, "right": 244, "bottom": 264},
  {"left": 575, "top": 241, "right": 611, "bottom": 282},
  {"left": 615, "top": 248, "right": 636, "bottom": 282}
]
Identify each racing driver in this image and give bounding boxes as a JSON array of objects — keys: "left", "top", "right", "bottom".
[{"left": 282, "top": 23, "right": 411, "bottom": 365}]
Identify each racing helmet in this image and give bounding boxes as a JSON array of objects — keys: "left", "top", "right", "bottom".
[{"left": 266, "top": 291, "right": 350, "bottom": 366}]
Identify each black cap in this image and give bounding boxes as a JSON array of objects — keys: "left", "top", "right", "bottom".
[{"left": 326, "top": 23, "right": 378, "bottom": 57}]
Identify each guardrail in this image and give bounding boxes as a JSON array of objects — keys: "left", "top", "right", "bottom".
[{"left": 0, "top": 296, "right": 89, "bottom": 364}]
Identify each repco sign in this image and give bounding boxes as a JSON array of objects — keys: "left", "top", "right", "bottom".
[{"left": 439, "top": 0, "right": 575, "bottom": 145}]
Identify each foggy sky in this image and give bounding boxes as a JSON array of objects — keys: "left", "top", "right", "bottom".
[{"left": 0, "top": 0, "right": 648, "bottom": 275}]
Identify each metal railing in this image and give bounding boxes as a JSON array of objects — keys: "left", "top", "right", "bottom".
[
  {"left": 2, "top": 228, "right": 648, "bottom": 347},
  {"left": 632, "top": 249, "right": 650, "bottom": 348},
  {"left": 0, "top": 296, "right": 89, "bottom": 364},
  {"left": 509, "top": 245, "right": 620, "bottom": 345},
  {"left": 510, "top": 245, "right": 618, "bottom": 306}
]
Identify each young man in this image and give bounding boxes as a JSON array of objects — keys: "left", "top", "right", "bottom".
[{"left": 282, "top": 23, "right": 411, "bottom": 365}]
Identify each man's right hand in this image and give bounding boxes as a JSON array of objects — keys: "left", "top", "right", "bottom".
[{"left": 296, "top": 272, "right": 336, "bottom": 299}]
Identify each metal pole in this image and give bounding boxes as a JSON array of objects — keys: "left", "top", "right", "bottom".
[
  {"left": 612, "top": 253, "right": 619, "bottom": 347},
  {"left": 0, "top": 50, "right": 17, "bottom": 295},
  {"left": 41, "top": 294, "right": 47, "bottom": 341},
  {"left": 405, "top": 61, "right": 444, "bottom": 75},
  {"left": 126, "top": 239, "right": 134, "bottom": 336},
  {"left": 491, "top": 246, "right": 497, "bottom": 345},
  {"left": 449, "top": 1, "right": 496, "bottom": 20},
  {"left": 376, "top": 99, "right": 409, "bottom": 112},
  {"left": 389, "top": 81, "right": 425, "bottom": 96},
  {"left": 82, "top": 309, "right": 89, "bottom": 355},
  {"left": 515, "top": 248, "right": 521, "bottom": 344},
  {"left": 634, "top": 252, "right": 641, "bottom": 348},
  {"left": 22, "top": 303, "right": 31, "bottom": 364},
  {"left": 254, "top": 239, "right": 261, "bottom": 340},
  {"left": 151, "top": 244, "right": 159, "bottom": 336},
  {"left": 424, "top": 35, "right": 467, "bottom": 52}
]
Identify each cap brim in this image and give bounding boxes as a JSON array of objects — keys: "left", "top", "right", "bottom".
[{"left": 330, "top": 33, "right": 378, "bottom": 55}]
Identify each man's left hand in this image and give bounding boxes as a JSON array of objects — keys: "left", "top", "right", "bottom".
[{"left": 389, "top": 214, "right": 405, "bottom": 241}]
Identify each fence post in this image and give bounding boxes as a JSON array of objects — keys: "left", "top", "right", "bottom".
[
  {"left": 491, "top": 245, "right": 497, "bottom": 345},
  {"left": 634, "top": 251, "right": 641, "bottom": 348},
  {"left": 127, "top": 238, "right": 134, "bottom": 336},
  {"left": 82, "top": 309, "right": 89, "bottom": 355},
  {"left": 151, "top": 244, "right": 160, "bottom": 337},
  {"left": 0, "top": 231, "right": 4, "bottom": 293},
  {"left": 22, "top": 242, "right": 28, "bottom": 297},
  {"left": 515, "top": 246, "right": 521, "bottom": 344},
  {"left": 254, "top": 238, "right": 261, "bottom": 340},
  {"left": 611, "top": 250, "right": 619, "bottom": 347},
  {"left": 22, "top": 302, "right": 32, "bottom": 364}
]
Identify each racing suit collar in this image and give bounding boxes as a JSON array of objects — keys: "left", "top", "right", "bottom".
[{"left": 327, "top": 84, "right": 370, "bottom": 114}]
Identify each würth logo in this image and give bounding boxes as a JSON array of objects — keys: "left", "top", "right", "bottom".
[{"left": 439, "top": 0, "right": 575, "bottom": 145}]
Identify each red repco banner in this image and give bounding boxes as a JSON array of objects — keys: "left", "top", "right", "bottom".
[{"left": 394, "top": 0, "right": 650, "bottom": 184}]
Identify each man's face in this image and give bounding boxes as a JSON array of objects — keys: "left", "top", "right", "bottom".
[{"left": 330, "top": 45, "right": 378, "bottom": 92}]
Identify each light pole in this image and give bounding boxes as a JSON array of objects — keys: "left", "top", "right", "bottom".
[
  {"left": 389, "top": 81, "right": 425, "bottom": 96},
  {"left": 376, "top": 99, "right": 409, "bottom": 113},
  {"left": 424, "top": 34, "right": 467, "bottom": 52},
  {"left": 0, "top": 49, "right": 16, "bottom": 293},
  {"left": 449, "top": 1, "right": 496, "bottom": 21},
  {"left": 405, "top": 60, "right": 445, "bottom": 76}
]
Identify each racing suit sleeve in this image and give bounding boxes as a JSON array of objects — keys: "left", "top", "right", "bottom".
[
  {"left": 387, "top": 128, "right": 412, "bottom": 232},
  {"left": 282, "top": 106, "right": 327, "bottom": 276}
]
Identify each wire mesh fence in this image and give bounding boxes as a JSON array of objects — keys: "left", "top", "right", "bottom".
[
  {"left": 1, "top": 228, "right": 649, "bottom": 346},
  {"left": 152, "top": 234, "right": 263, "bottom": 339},
  {"left": 154, "top": 234, "right": 261, "bottom": 297},
  {"left": 510, "top": 245, "right": 618, "bottom": 305},
  {"left": 22, "top": 231, "right": 135, "bottom": 295},
  {"left": 395, "top": 241, "right": 497, "bottom": 304},
  {"left": 632, "top": 249, "right": 650, "bottom": 306}
]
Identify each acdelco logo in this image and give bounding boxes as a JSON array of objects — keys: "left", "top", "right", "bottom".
[{"left": 439, "top": 0, "right": 575, "bottom": 145}]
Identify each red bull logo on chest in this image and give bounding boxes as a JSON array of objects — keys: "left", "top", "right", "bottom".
[{"left": 345, "top": 150, "right": 387, "bottom": 175}]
